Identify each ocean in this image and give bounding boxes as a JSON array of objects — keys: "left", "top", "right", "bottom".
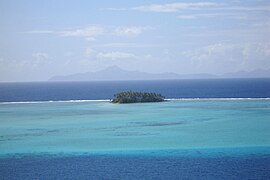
[
  {"left": 0, "top": 79, "right": 270, "bottom": 179},
  {"left": 1, "top": 78, "right": 270, "bottom": 102}
]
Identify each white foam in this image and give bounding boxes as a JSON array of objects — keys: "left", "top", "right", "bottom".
[
  {"left": 165, "top": 98, "right": 270, "bottom": 101},
  {"left": 0, "top": 99, "right": 111, "bottom": 104}
]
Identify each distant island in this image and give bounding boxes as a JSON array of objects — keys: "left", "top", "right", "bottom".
[
  {"left": 112, "top": 92, "right": 165, "bottom": 103},
  {"left": 49, "top": 66, "right": 270, "bottom": 82}
]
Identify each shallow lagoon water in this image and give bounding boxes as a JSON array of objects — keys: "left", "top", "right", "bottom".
[{"left": 0, "top": 100, "right": 269, "bottom": 157}]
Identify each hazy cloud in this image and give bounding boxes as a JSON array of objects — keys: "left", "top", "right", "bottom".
[
  {"left": 97, "top": 51, "right": 137, "bottom": 60},
  {"left": 182, "top": 43, "right": 270, "bottom": 68},
  {"left": 95, "top": 43, "right": 158, "bottom": 48},
  {"left": 32, "top": 53, "right": 50, "bottom": 62},
  {"left": 27, "top": 26, "right": 105, "bottom": 41},
  {"left": 27, "top": 25, "right": 149, "bottom": 40},
  {"left": 60, "top": 25, "right": 104, "bottom": 41},
  {"left": 85, "top": 48, "right": 96, "bottom": 58},
  {"left": 31, "top": 52, "right": 52, "bottom": 68},
  {"left": 213, "top": 5, "right": 270, "bottom": 11},
  {"left": 26, "top": 30, "right": 54, "bottom": 34},
  {"left": 133, "top": 2, "right": 220, "bottom": 12},
  {"left": 108, "top": 2, "right": 270, "bottom": 13},
  {"left": 114, "top": 27, "right": 149, "bottom": 37},
  {"left": 177, "top": 13, "right": 248, "bottom": 19}
]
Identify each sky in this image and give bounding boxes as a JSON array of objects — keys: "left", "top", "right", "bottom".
[{"left": 0, "top": 0, "right": 270, "bottom": 82}]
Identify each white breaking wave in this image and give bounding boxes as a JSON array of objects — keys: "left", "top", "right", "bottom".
[
  {"left": 165, "top": 98, "right": 270, "bottom": 101},
  {"left": 0, "top": 99, "right": 111, "bottom": 104}
]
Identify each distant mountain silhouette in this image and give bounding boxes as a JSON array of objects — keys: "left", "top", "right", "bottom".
[
  {"left": 221, "top": 69, "right": 270, "bottom": 78},
  {"left": 49, "top": 66, "right": 270, "bottom": 81}
]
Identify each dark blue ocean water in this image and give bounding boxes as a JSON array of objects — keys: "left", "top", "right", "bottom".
[
  {"left": 1, "top": 155, "right": 269, "bottom": 180},
  {"left": 0, "top": 78, "right": 270, "bottom": 102}
]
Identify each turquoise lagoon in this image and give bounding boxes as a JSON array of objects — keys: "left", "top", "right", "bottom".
[{"left": 0, "top": 99, "right": 270, "bottom": 157}]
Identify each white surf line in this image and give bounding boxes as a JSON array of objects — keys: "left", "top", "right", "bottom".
[
  {"left": 0, "top": 99, "right": 111, "bottom": 104},
  {"left": 165, "top": 98, "right": 270, "bottom": 101}
]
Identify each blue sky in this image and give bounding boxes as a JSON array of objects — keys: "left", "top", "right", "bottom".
[{"left": 0, "top": 0, "right": 270, "bottom": 81}]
